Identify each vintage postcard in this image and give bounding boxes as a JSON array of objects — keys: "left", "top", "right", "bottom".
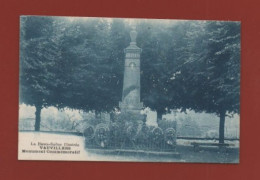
[{"left": 19, "top": 16, "right": 240, "bottom": 163}]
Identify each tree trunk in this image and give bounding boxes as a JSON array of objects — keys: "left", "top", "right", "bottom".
[
  {"left": 35, "top": 105, "right": 42, "bottom": 131},
  {"left": 95, "top": 111, "right": 101, "bottom": 119},
  {"left": 157, "top": 111, "right": 163, "bottom": 121},
  {"left": 219, "top": 110, "right": 226, "bottom": 143},
  {"left": 110, "top": 112, "right": 115, "bottom": 122}
]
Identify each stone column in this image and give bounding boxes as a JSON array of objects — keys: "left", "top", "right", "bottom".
[{"left": 119, "top": 26, "right": 143, "bottom": 113}]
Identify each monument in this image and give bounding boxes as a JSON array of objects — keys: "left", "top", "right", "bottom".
[
  {"left": 83, "top": 24, "right": 177, "bottom": 156},
  {"left": 119, "top": 26, "right": 144, "bottom": 115}
]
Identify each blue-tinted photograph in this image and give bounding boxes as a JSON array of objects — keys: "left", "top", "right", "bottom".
[{"left": 19, "top": 16, "right": 240, "bottom": 163}]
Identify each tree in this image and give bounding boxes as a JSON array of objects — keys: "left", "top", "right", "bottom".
[
  {"left": 137, "top": 21, "right": 175, "bottom": 120},
  {"left": 52, "top": 18, "right": 128, "bottom": 115},
  {"left": 20, "top": 17, "right": 129, "bottom": 129},
  {"left": 169, "top": 21, "right": 240, "bottom": 143},
  {"left": 203, "top": 21, "right": 240, "bottom": 143},
  {"left": 20, "top": 16, "right": 61, "bottom": 131},
  {"left": 137, "top": 20, "right": 240, "bottom": 143},
  {"left": 63, "top": 18, "right": 121, "bottom": 114}
]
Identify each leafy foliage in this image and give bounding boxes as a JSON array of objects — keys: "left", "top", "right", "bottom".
[{"left": 20, "top": 17, "right": 240, "bottom": 141}]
